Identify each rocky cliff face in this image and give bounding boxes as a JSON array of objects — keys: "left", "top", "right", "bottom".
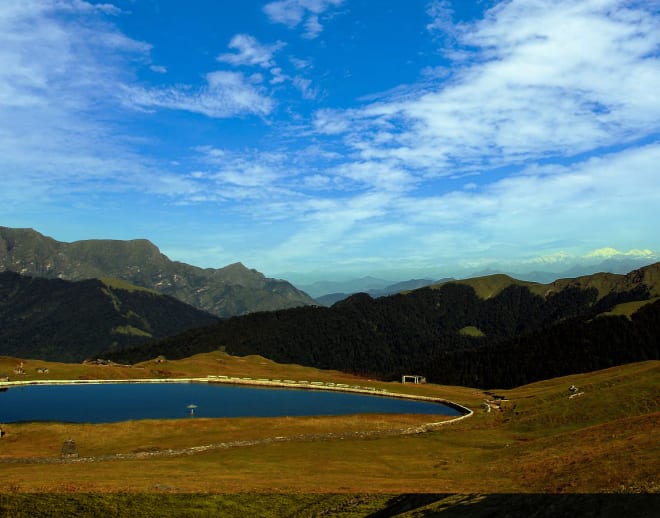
[{"left": 0, "top": 227, "right": 315, "bottom": 317}]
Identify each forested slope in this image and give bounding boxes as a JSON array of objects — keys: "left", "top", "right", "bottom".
[
  {"left": 0, "top": 272, "right": 218, "bottom": 362},
  {"left": 106, "top": 264, "right": 660, "bottom": 388}
]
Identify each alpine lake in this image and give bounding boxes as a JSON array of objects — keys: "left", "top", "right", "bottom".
[{"left": 0, "top": 382, "right": 462, "bottom": 423}]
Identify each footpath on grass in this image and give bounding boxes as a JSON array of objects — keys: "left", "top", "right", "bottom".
[{"left": 0, "top": 375, "right": 473, "bottom": 464}]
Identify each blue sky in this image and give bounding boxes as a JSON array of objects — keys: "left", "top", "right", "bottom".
[{"left": 1, "top": 0, "right": 659, "bottom": 283}]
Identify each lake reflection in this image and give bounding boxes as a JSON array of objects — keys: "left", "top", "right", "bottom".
[{"left": 0, "top": 383, "right": 462, "bottom": 423}]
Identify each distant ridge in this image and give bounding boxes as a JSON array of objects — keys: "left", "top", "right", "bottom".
[
  {"left": 469, "top": 255, "right": 657, "bottom": 284},
  {"left": 0, "top": 226, "right": 315, "bottom": 317},
  {"left": 438, "top": 264, "right": 660, "bottom": 300},
  {"left": 314, "top": 278, "right": 446, "bottom": 306}
]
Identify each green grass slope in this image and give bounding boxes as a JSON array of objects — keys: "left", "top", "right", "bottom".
[{"left": 435, "top": 273, "right": 540, "bottom": 299}]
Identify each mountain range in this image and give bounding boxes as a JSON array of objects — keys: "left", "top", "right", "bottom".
[
  {"left": 470, "top": 256, "right": 658, "bottom": 284},
  {"left": 3, "top": 225, "right": 659, "bottom": 389},
  {"left": 0, "top": 226, "right": 314, "bottom": 317},
  {"left": 297, "top": 257, "right": 656, "bottom": 303},
  {"left": 106, "top": 262, "right": 660, "bottom": 388}
]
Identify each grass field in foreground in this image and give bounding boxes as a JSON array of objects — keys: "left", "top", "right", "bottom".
[
  {"left": 2, "top": 493, "right": 657, "bottom": 518},
  {"left": 0, "top": 354, "right": 658, "bottom": 500}
]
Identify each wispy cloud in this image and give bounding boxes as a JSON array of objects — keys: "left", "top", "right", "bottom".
[
  {"left": 0, "top": 1, "right": 152, "bottom": 203},
  {"left": 292, "top": 76, "right": 318, "bottom": 99},
  {"left": 0, "top": 0, "right": 149, "bottom": 110},
  {"left": 217, "top": 33, "right": 285, "bottom": 68},
  {"left": 217, "top": 33, "right": 318, "bottom": 101},
  {"left": 124, "top": 71, "right": 274, "bottom": 118},
  {"left": 0, "top": 0, "right": 228, "bottom": 211},
  {"left": 187, "top": 146, "right": 300, "bottom": 206},
  {"left": 250, "top": 141, "right": 660, "bottom": 275},
  {"left": 263, "top": 0, "right": 344, "bottom": 38},
  {"left": 426, "top": 0, "right": 456, "bottom": 38},
  {"left": 394, "top": 144, "right": 660, "bottom": 264}
]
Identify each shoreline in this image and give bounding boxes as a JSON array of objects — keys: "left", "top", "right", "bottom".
[{"left": 0, "top": 375, "right": 473, "bottom": 426}]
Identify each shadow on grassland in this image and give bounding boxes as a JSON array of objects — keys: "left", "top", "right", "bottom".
[
  {"left": 0, "top": 493, "right": 658, "bottom": 517},
  {"left": 367, "top": 493, "right": 660, "bottom": 518}
]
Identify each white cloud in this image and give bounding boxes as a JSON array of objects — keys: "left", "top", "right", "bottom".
[
  {"left": 58, "top": 0, "right": 123, "bottom": 15},
  {"left": 313, "top": 108, "right": 354, "bottom": 134},
  {"left": 188, "top": 147, "right": 298, "bottom": 204},
  {"left": 303, "top": 15, "right": 323, "bottom": 39},
  {"left": 194, "top": 145, "right": 226, "bottom": 161},
  {"left": 252, "top": 142, "right": 660, "bottom": 274},
  {"left": 217, "top": 33, "right": 285, "bottom": 68},
  {"left": 290, "top": 56, "right": 312, "bottom": 69},
  {"left": 292, "top": 76, "right": 317, "bottom": 99},
  {"left": 394, "top": 144, "right": 660, "bottom": 263},
  {"left": 150, "top": 65, "right": 167, "bottom": 74},
  {"left": 0, "top": 0, "right": 149, "bottom": 110},
  {"left": 426, "top": 0, "right": 455, "bottom": 36},
  {"left": 332, "top": 161, "right": 415, "bottom": 192},
  {"left": 0, "top": 0, "right": 158, "bottom": 205},
  {"left": 317, "top": 0, "right": 660, "bottom": 173},
  {"left": 216, "top": 34, "right": 316, "bottom": 100},
  {"left": 270, "top": 67, "right": 288, "bottom": 84},
  {"left": 263, "top": 191, "right": 397, "bottom": 268},
  {"left": 125, "top": 71, "right": 274, "bottom": 118},
  {"left": 303, "top": 174, "right": 332, "bottom": 189},
  {"left": 263, "top": 0, "right": 344, "bottom": 38}
]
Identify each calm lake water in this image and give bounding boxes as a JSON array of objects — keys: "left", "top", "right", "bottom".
[{"left": 0, "top": 383, "right": 461, "bottom": 423}]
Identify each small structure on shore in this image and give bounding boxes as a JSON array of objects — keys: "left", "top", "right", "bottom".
[
  {"left": 60, "top": 439, "right": 79, "bottom": 458},
  {"left": 187, "top": 404, "right": 198, "bottom": 416},
  {"left": 402, "top": 374, "right": 426, "bottom": 384}
]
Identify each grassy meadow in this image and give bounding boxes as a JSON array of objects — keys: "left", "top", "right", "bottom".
[{"left": 0, "top": 353, "right": 658, "bottom": 515}]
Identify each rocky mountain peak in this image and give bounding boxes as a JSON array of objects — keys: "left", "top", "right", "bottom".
[{"left": 0, "top": 226, "right": 315, "bottom": 317}]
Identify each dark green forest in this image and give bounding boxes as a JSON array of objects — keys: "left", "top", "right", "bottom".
[
  {"left": 106, "top": 281, "right": 659, "bottom": 388},
  {"left": 0, "top": 272, "right": 218, "bottom": 362}
]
